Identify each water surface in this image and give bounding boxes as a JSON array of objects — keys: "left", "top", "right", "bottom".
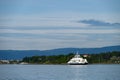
[{"left": 0, "top": 64, "right": 120, "bottom": 80}]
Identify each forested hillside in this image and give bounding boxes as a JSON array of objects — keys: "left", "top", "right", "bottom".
[{"left": 22, "top": 51, "right": 120, "bottom": 64}]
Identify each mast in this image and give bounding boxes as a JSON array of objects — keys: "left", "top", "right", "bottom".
[{"left": 75, "top": 51, "right": 80, "bottom": 58}]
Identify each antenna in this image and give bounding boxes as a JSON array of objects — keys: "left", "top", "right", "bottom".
[
  {"left": 76, "top": 51, "right": 79, "bottom": 55},
  {"left": 75, "top": 51, "right": 80, "bottom": 58}
]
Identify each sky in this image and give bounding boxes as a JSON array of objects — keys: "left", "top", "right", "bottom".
[{"left": 0, "top": 0, "right": 120, "bottom": 50}]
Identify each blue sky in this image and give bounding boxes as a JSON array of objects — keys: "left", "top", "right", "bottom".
[{"left": 0, "top": 0, "right": 120, "bottom": 50}]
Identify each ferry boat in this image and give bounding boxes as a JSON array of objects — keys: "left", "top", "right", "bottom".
[{"left": 67, "top": 52, "right": 88, "bottom": 65}]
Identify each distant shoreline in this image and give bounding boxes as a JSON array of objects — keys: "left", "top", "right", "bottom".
[
  {"left": 0, "top": 63, "right": 120, "bottom": 65},
  {"left": 0, "top": 51, "right": 120, "bottom": 64}
]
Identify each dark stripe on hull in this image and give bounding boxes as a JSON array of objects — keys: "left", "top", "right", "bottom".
[{"left": 68, "top": 63, "right": 88, "bottom": 65}]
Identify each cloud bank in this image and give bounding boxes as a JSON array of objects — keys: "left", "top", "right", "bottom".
[{"left": 79, "top": 19, "right": 120, "bottom": 26}]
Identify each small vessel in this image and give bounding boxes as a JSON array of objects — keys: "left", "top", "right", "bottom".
[{"left": 67, "top": 52, "right": 88, "bottom": 65}]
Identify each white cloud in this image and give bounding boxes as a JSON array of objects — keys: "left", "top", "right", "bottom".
[
  {"left": 1, "top": 12, "right": 120, "bottom": 27},
  {"left": 0, "top": 34, "right": 119, "bottom": 50},
  {"left": 0, "top": 13, "right": 120, "bottom": 50},
  {"left": 0, "top": 15, "right": 87, "bottom": 27},
  {"left": 0, "top": 29, "right": 119, "bottom": 34}
]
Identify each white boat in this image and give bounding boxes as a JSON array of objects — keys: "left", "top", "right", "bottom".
[{"left": 67, "top": 52, "right": 88, "bottom": 65}]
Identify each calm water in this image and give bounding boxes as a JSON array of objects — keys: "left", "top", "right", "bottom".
[{"left": 0, "top": 64, "right": 120, "bottom": 80}]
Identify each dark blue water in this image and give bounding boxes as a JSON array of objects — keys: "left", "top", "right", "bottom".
[{"left": 0, "top": 64, "right": 120, "bottom": 80}]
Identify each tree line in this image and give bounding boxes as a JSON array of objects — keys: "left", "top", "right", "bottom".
[{"left": 22, "top": 51, "right": 120, "bottom": 64}]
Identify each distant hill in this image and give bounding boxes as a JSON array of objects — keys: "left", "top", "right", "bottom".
[{"left": 0, "top": 45, "right": 120, "bottom": 60}]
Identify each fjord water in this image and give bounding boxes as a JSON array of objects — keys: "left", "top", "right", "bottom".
[{"left": 0, "top": 64, "right": 120, "bottom": 80}]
